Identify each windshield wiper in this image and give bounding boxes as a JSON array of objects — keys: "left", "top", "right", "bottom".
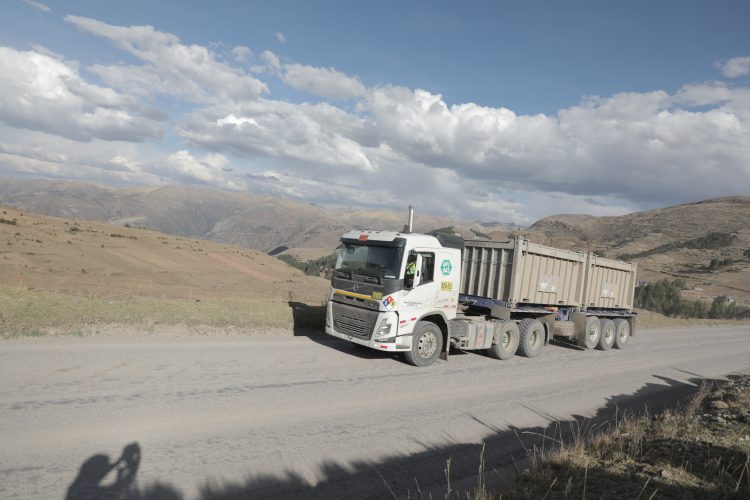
[
  {"left": 352, "top": 268, "right": 383, "bottom": 285},
  {"left": 335, "top": 269, "right": 353, "bottom": 279}
]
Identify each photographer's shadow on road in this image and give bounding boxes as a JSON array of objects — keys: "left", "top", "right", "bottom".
[{"left": 66, "top": 442, "right": 180, "bottom": 500}]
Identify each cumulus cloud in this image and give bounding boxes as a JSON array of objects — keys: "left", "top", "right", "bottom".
[
  {"left": 718, "top": 56, "right": 750, "bottom": 78},
  {"left": 260, "top": 50, "right": 281, "bottom": 74},
  {"left": 0, "top": 46, "right": 164, "bottom": 142},
  {"left": 232, "top": 45, "right": 252, "bottom": 62},
  {"left": 283, "top": 64, "right": 366, "bottom": 100},
  {"left": 3, "top": 15, "right": 750, "bottom": 222},
  {"left": 66, "top": 15, "right": 268, "bottom": 104},
  {"left": 181, "top": 99, "right": 378, "bottom": 171},
  {"left": 275, "top": 32, "right": 287, "bottom": 43},
  {"left": 673, "top": 82, "right": 734, "bottom": 106},
  {"left": 0, "top": 137, "right": 165, "bottom": 185},
  {"left": 166, "top": 150, "right": 244, "bottom": 189}
]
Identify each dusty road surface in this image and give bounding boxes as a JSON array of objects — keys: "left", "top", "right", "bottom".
[{"left": 2, "top": 326, "right": 749, "bottom": 499}]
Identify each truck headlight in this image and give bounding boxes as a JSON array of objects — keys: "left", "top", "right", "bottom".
[{"left": 373, "top": 317, "right": 394, "bottom": 340}]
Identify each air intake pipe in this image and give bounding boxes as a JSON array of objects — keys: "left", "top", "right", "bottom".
[{"left": 407, "top": 205, "right": 414, "bottom": 233}]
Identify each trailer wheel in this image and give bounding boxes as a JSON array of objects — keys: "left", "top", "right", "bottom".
[
  {"left": 404, "top": 321, "right": 443, "bottom": 367},
  {"left": 577, "top": 316, "right": 601, "bottom": 349},
  {"left": 487, "top": 321, "right": 520, "bottom": 360},
  {"left": 517, "top": 318, "right": 544, "bottom": 358},
  {"left": 613, "top": 318, "right": 630, "bottom": 349},
  {"left": 597, "top": 319, "right": 615, "bottom": 350}
]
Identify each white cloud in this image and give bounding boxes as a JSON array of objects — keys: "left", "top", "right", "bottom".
[
  {"left": 275, "top": 32, "right": 287, "bottom": 43},
  {"left": 718, "top": 56, "right": 750, "bottom": 78},
  {"left": 216, "top": 114, "right": 261, "bottom": 128},
  {"left": 260, "top": 50, "right": 281, "bottom": 73},
  {"left": 283, "top": 64, "right": 366, "bottom": 100},
  {"left": 0, "top": 134, "right": 165, "bottom": 186},
  {"left": 21, "top": 0, "right": 50, "bottom": 13},
  {"left": 674, "top": 82, "right": 734, "bottom": 106},
  {"left": 3, "top": 15, "right": 750, "bottom": 223},
  {"left": 66, "top": 15, "right": 268, "bottom": 104},
  {"left": 0, "top": 46, "right": 164, "bottom": 142},
  {"left": 166, "top": 150, "right": 244, "bottom": 189},
  {"left": 232, "top": 45, "right": 252, "bottom": 62}
]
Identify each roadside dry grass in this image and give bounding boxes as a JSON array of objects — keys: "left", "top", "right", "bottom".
[
  {"left": 0, "top": 286, "right": 326, "bottom": 338},
  {"left": 475, "top": 375, "right": 750, "bottom": 499},
  {"left": 636, "top": 309, "right": 750, "bottom": 329}
]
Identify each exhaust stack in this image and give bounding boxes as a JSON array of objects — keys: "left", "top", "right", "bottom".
[{"left": 406, "top": 205, "right": 414, "bottom": 233}]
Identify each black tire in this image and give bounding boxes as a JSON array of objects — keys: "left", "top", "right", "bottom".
[
  {"left": 613, "top": 318, "right": 630, "bottom": 349},
  {"left": 597, "top": 318, "right": 615, "bottom": 350},
  {"left": 404, "top": 321, "right": 443, "bottom": 367},
  {"left": 487, "top": 321, "right": 520, "bottom": 360},
  {"left": 517, "top": 318, "right": 544, "bottom": 358},
  {"left": 577, "top": 316, "right": 601, "bottom": 349}
]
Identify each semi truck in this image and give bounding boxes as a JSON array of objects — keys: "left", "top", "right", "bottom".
[{"left": 325, "top": 207, "right": 637, "bottom": 367}]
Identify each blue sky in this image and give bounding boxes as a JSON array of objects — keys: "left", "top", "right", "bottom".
[{"left": 1, "top": 0, "right": 750, "bottom": 222}]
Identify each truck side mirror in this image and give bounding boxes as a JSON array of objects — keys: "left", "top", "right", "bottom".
[
  {"left": 404, "top": 252, "right": 420, "bottom": 290},
  {"left": 410, "top": 254, "right": 423, "bottom": 289}
]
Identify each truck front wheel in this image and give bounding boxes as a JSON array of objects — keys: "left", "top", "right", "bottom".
[
  {"left": 404, "top": 321, "right": 443, "bottom": 367},
  {"left": 517, "top": 319, "right": 544, "bottom": 358},
  {"left": 487, "top": 320, "right": 520, "bottom": 360}
]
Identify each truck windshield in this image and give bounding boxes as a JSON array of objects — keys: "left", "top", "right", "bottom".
[{"left": 335, "top": 243, "right": 403, "bottom": 280}]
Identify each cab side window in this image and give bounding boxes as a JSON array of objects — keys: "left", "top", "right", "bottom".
[{"left": 419, "top": 253, "right": 435, "bottom": 284}]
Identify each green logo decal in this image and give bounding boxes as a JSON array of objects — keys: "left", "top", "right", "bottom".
[{"left": 440, "top": 259, "right": 453, "bottom": 276}]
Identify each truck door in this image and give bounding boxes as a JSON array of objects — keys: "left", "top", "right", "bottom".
[
  {"left": 402, "top": 251, "right": 439, "bottom": 313},
  {"left": 436, "top": 250, "right": 459, "bottom": 316}
]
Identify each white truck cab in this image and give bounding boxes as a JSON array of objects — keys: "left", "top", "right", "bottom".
[{"left": 325, "top": 228, "right": 462, "bottom": 366}]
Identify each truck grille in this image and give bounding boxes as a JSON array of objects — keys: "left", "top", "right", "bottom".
[{"left": 332, "top": 301, "right": 379, "bottom": 340}]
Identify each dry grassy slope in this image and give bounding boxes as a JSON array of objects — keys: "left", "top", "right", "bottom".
[
  {"left": 0, "top": 205, "right": 328, "bottom": 303},
  {"left": 0, "top": 179, "right": 514, "bottom": 253},
  {"left": 511, "top": 196, "right": 750, "bottom": 302}
]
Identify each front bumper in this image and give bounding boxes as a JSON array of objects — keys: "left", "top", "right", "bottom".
[{"left": 325, "top": 323, "right": 413, "bottom": 351}]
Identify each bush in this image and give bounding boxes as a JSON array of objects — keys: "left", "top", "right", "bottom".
[
  {"left": 619, "top": 232, "right": 737, "bottom": 260},
  {"left": 635, "top": 278, "right": 749, "bottom": 319},
  {"left": 277, "top": 253, "right": 337, "bottom": 278},
  {"left": 707, "top": 258, "right": 733, "bottom": 270}
]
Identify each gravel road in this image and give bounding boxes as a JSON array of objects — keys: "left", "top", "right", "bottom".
[{"left": 1, "top": 326, "right": 749, "bottom": 499}]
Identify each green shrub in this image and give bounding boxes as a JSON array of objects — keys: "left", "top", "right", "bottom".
[
  {"left": 619, "top": 232, "right": 737, "bottom": 260},
  {"left": 635, "top": 278, "right": 749, "bottom": 319}
]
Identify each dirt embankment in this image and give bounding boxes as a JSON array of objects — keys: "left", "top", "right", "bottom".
[{"left": 495, "top": 375, "right": 750, "bottom": 499}]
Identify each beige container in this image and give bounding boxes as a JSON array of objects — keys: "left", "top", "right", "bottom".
[
  {"left": 460, "top": 237, "right": 587, "bottom": 307},
  {"left": 582, "top": 254, "right": 637, "bottom": 309}
]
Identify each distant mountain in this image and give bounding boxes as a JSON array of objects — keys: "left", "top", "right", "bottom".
[{"left": 0, "top": 179, "right": 515, "bottom": 254}]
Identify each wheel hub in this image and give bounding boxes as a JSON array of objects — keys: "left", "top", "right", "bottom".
[
  {"left": 502, "top": 331, "right": 510, "bottom": 348},
  {"left": 418, "top": 332, "right": 437, "bottom": 358}
]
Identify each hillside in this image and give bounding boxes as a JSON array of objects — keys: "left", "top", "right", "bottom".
[
  {"left": 0, "top": 204, "right": 328, "bottom": 305},
  {"left": 0, "top": 179, "right": 514, "bottom": 254},
  {"left": 512, "top": 196, "right": 750, "bottom": 302},
  {"left": 2, "top": 179, "right": 748, "bottom": 305}
]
